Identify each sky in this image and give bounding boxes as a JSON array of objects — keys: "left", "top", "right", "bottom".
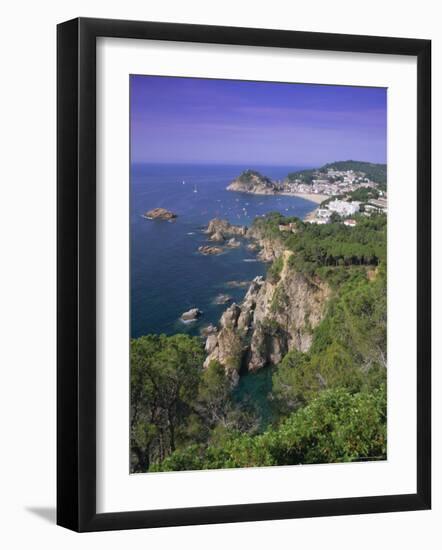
[{"left": 130, "top": 75, "right": 387, "bottom": 167}]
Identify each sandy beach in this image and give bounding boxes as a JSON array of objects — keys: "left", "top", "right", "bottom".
[{"left": 283, "top": 192, "right": 328, "bottom": 204}]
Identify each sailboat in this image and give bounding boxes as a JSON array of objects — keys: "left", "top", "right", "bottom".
[
  {"left": 193, "top": 184, "right": 198, "bottom": 193},
  {"left": 182, "top": 180, "right": 186, "bottom": 185}
]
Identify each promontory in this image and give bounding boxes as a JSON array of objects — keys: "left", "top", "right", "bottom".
[{"left": 227, "top": 169, "right": 281, "bottom": 195}]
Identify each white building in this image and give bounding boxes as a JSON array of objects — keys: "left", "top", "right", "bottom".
[
  {"left": 306, "top": 218, "right": 329, "bottom": 225},
  {"left": 344, "top": 219, "right": 358, "bottom": 227},
  {"left": 327, "top": 200, "right": 361, "bottom": 217},
  {"left": 316, "top": 208, "right": 332, "bottom": 219}
]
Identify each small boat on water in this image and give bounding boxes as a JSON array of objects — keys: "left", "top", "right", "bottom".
[
  {"left": 182, "top": 180, "right": 186, "bottom": 185},
  {"left": 193, "top": 185, "right": 198, "bottom": 193}
]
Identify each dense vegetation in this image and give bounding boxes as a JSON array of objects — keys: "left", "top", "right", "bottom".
[
  {"left": 252, "top": 212, "right": 386, "bottom": 276},
  {"left": 131, "top": 339, "right": 260, "bottom": 472},
  {"left": 151, "top": 387, "right": 386, "bottom": 471},
  {"left": 346, "top": 186, "right": 381, "bottom": 202},
  {"left": 286, "top": 168, "right": 316, "bottom": 183},
  {"left": 286, "top": 160, "right": 387, "bottom": 186},
  {"left": 237, "top": 169, "right": 272, "bottom": 185},
  {"left": 131, "top": 212, "right": 387, "bottom": 473}
]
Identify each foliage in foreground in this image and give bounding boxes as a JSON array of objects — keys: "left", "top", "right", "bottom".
[
  {"left": 130, "top": 334, "right": 205, "bottom": 472},
  {"left": 150, "top": 387, "right": 386, "bottom": 471}
]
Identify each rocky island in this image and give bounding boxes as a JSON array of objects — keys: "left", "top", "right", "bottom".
[
  {"left": 198, "top": 245, "right": 224, "bottom": 256},
  {"left": 143, "top": 207, "right": 177, "bottom": 221},
  {"left": 180, "top": 307, "right": 202, "bottom": 322},
  {"left": 197, "top": 219, "right": 250, "bottom": 256}
]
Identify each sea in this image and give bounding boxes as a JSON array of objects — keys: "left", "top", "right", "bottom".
[
  {"left": 130, "top": 163, "right": 316, "bottom": 340},
  {"left": 130, "top": 163, "right": 316, "bottom": 424}
]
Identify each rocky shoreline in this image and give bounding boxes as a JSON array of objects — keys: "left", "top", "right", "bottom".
[{"left": 198, "top": 217, "right": 331, "bottom": 386}]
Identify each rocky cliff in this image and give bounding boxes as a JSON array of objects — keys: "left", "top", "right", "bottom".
[
  {"left": 246, "top": 222, "right": 286, "bottom": 262},
  {"left": 204, "top": 250, "right": 330, "bottom": 384}
]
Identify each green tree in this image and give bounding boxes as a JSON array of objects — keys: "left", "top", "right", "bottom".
[
  {"left": 271, "top": 349, "right": 310, "bottom": 414},
  {"left": 130, "top": 334, "right": 205, "bottom": 472},
  {"left": 195, "top": 360, "right": 232, "bottom": 428},
  {"left": 271, "top": 342, "right": 364, "bottom": 413}
]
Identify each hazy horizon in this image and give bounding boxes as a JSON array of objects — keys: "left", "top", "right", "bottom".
[
  {"left": 130, "top": 75, "right": 387, "bottom": 166},
  {"left": 130, "top": 159, "right": 385, "bottom": 168}
]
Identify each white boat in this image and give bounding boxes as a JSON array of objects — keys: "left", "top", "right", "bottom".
[{"left": 193, "top": 185, "right": 198, "bottom": 193}]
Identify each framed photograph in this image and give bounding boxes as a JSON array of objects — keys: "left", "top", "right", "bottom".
[{"left": 57, "top": 17, "right": 431, "bottom": 532}]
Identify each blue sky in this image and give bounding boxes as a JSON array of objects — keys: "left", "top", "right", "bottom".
[{"left": 130, "top": 75, "right": 387, "bottom": 166}]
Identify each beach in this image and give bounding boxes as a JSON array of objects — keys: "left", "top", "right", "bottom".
[{"left": 284, "top": 192, "right": 328, "bottom": 204}]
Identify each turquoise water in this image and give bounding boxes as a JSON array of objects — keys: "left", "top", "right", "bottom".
[
  {"left": 130, "top": 163, "right": 315, "bottom": 339},
  {"left": 232, "top": 365, "right": 276, "bottom": 429}
]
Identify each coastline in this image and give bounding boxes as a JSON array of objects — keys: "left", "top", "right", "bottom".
[{"left": 133, "top": 166, "right": 316, "bottom": 338}]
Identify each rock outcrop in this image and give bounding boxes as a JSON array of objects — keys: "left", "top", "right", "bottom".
[
  {"left": 246, "top": 224, "right": 286, "bottom": 262},
  {"left": 204, "top": 251, "right": 330, "bottom": 384},
  {"left": 198, "top": 245, "right": 224, "bottom": 256},
  {"left": 204, "top": 218, "right": 286, "bottom": 261},
  {"left": 226, "top": 238, "right": 241, "bottom": 248},
  {"left": 144, "top": 207, "right": 177, "bottom": 221},
  {"left": 203, "top": 302, "right": 245, "bottom": 386},
  {"left": 200, "top": 324, "right": 218, "bottom": 337},
  {"left": 205, "top": 218, "right": 248, "bottom": 241},
  {"left": 181, "top": 308, "right": 202, "bottom": 321},
  {"left": 213, "top": 294, "right": 233, "bottom": 305},
  {"left": 227, "top": 170, "right": 280, "bottom": 195},
  {"left": 225, "top": 280, "right": 250, "bottom": 289},
  {"left": 257, "top": 237, "right": 285, "bottom": 262}
]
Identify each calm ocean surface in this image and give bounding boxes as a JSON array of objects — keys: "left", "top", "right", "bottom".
[{"left": 130, "top": 163, "right": 315, "bottom": 339}]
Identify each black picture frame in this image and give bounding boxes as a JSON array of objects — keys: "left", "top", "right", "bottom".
[{"left": 57, "top": 17, "right": 431, "bottom": 532}]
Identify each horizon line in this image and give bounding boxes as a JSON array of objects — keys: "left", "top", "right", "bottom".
[{"left": 130, "top": 159, "right": 387, "bottom": 167}]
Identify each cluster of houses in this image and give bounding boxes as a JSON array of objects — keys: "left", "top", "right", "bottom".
[
  {"left": 278, "top": 190, "right": 387, "bottom": 233},
  {"left": 277, "top": 192, "right": 388, "bottom": 232},
  {"left": 306, "top": 200, "right": 361, "bottom": 226},
  {"left": 305, "top": 196, "right": 387, "bottom": 227},
  {"left": 274, "top": 168, "right": 388, "bottom": 230},
  {"left": 284, "top": 168, "right": 378, "bottom": 197}
]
